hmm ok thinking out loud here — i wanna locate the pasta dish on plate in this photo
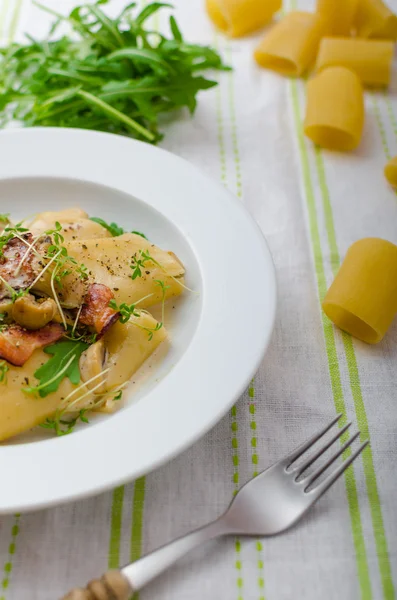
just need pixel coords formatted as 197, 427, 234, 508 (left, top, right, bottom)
0, 207, 185, 441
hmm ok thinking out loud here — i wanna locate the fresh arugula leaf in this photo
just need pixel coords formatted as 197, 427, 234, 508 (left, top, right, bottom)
169, 15, 183, 41
91, 216, 148, 239
0, 1, 228, 142
90, 217, 125, 236
131, 230, 148, 239
26, 339, 89, 398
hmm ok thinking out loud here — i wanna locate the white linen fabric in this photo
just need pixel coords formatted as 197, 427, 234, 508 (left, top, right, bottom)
0, 1, 396, 599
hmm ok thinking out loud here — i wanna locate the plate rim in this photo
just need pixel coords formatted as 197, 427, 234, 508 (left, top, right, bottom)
0, 127, 277, 513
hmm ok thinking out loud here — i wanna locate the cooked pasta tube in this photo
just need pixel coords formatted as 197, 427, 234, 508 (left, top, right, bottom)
254, 12, 326, 77
0, 312, 167, 441
354, 0, 397, 39
206, 0, 281, 37
384, 156, 397, 187
323, 238, 397, 344
316, 0, 359, 35
59, 233, 185, 308
0, 348, 77, 442
304, 67, 365, 151
316, 38, 393, 87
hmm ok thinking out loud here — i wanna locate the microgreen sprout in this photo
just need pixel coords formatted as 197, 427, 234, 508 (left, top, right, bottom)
154, 279, 170, 325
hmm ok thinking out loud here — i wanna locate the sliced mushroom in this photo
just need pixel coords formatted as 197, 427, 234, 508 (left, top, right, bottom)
79, 338, 107, 393
11, 294, 57, 330
0, 300, 14, 323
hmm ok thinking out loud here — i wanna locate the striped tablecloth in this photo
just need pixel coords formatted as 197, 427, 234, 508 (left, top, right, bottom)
0, 1, 396, 599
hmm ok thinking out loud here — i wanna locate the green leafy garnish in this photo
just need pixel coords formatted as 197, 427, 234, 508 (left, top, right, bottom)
130, 255, 145, 280
24, 340, 89, 398
76, 263, 89, 280
40, 409, 89, 436
90, 217, 148, 240
109, 298, 140, 323
90, 217, 125, 237
131, 230, 148, 239
154, 279, 170, 324
0, 1, 227, 142
109, 298, 162, 340
0, 360, 9, 383
113, 390, 123, 401
0, 214, 10, 224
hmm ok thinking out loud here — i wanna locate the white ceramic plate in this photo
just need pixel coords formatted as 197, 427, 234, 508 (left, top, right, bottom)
0, 128, 276, 513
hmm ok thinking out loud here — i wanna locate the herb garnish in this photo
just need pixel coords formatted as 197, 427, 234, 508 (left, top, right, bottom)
155, 279, 170, 324
90, 217, 125, 237
90, 217, 147, 240
109, 299, 140, 323
0, 1, 227, 142
24, 339, 89, 397
40, 409, 89, 436
109, 298, 162, 340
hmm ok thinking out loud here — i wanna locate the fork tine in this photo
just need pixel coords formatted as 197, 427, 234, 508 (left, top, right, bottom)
286, 413, 343, 467
294, 421, 352, 478
304, 431, 361, 489
309, 441, 369, 500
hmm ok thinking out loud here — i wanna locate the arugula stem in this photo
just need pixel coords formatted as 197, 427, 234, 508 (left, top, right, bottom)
51, 266, 67, 329
77, 90, 155, 141
24, 355, 75, 394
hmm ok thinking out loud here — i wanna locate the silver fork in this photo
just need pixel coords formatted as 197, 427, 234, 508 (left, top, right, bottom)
62, 414, 368, 600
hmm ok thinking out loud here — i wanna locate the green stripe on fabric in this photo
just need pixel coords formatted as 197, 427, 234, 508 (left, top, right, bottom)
224, 38, 246, 599
129, 477, 146, 600
214, 30, 244, 598
0, 0, 10, 41
372, 94, 392, 161
248, 386, 266, 599
214, 33, 228, 187
384, 94, 397, 141
226, 44, 242, 200
130, 478, 146, 563
7, 0, 23, 43
314, 147, 395, 599
0, 2, 24, 597
0, 515, 20, 600
290, 79, 372, 600
248, 388, 258, 478
108, 486, 125, 569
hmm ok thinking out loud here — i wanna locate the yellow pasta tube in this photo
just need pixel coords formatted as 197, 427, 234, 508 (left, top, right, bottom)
316, 38, 393, 87
384, 156, 397, 187
354, 0, 397, 39
304, 67, 364, 151
254, 12, 326, 77
205, 0, 281, 38
316, 0, 359, 35
323, 238, 397, 344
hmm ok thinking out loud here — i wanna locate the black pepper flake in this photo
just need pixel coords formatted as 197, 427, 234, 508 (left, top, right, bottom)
145, 271, 150, 275
113, 287, 119, 291
24, 377, 29, 385
82, 244, 88, 250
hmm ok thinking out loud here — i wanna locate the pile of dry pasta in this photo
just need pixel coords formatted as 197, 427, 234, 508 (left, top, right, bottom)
207, 0, 397, 346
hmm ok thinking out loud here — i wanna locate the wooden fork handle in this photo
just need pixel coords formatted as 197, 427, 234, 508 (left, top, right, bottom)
60, 570, 132, 600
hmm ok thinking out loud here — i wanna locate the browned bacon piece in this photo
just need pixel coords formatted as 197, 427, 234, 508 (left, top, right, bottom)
0, 323, 64, 366
79, 283, 120, 336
